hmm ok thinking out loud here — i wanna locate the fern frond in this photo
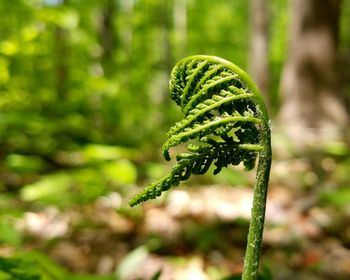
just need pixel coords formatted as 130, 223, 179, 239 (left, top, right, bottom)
130, 55, 270, 207
167, 91, 254, 137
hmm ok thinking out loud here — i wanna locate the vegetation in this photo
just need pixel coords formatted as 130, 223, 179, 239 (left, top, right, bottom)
130, 55, 271, 279
0, 0, 349, 280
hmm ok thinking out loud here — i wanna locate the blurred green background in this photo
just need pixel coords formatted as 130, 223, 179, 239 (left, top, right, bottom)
0, 0, 349, 279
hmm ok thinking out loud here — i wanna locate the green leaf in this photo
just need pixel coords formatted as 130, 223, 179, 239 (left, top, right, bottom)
101, 159, 137, 186
115, 246, 149, 280
130, 56, 268, 206
319, 188, 350, 207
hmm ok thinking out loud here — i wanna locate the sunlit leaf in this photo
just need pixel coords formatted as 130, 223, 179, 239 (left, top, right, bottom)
101, 159, 137, 186
5, 154, 45, 174
115, 246, 149, 279
20, 173, 71, 203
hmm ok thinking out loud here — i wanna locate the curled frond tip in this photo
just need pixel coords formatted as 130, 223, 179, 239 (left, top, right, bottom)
129, 55, 269, 207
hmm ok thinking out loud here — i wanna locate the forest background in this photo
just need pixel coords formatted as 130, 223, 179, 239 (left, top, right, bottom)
0, 0, 349, 279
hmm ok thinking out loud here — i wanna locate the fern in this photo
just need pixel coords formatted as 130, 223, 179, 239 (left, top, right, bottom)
129, 55, 271, 280
130, 55, 269, 207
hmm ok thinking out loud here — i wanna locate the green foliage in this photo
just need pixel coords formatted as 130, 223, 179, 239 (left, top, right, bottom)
0, 251, 115, 280
5, 154, 45, 174
19, 157, 137, 207
186, 0, 249, 67
319, 188, 350, 208
130, 55, 269, 207
0, 219, 22, 247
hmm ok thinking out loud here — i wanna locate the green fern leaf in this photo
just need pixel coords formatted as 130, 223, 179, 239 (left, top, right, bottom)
129, 55, 269, 207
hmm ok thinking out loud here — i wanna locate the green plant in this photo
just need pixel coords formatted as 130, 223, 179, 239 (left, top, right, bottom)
0, 251, 115, 280
129, 55, 272, 280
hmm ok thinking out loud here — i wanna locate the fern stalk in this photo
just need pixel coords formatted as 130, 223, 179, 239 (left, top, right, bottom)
130, 55, 271, 280
242, 122, 271, 280
225, 57, 272, 280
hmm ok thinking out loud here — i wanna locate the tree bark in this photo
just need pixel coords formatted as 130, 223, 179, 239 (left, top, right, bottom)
55, 0, 69, 100
99, 0, 117, 77
160, 0, 172, 73
249, 0, 270, 108
173, 0, 187, 60
278, 0, 348, 145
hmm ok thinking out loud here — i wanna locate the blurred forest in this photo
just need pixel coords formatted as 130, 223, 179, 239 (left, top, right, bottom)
0, 0, 350, 279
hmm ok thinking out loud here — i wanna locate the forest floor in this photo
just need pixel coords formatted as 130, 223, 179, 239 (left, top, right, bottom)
1, 140, 350, 280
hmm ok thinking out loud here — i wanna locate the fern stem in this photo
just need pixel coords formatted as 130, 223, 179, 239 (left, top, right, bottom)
241, 124, 271, 280
231, 55, 272, 280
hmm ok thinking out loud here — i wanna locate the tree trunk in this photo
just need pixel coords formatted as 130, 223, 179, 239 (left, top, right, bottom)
278, 0, 348, 145
99, 0, 117, 77
249, 0, 270, 108
55, 0, 69, 101
173, 0, 187, 60
160, 0, 172, 73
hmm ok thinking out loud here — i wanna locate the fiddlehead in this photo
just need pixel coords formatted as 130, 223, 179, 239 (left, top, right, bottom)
129, 55, 271, 280
129, 55, 270, 207
130, 55, 272, 280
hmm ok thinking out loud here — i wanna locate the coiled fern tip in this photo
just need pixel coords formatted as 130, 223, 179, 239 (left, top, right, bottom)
129, 55, 270, 208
